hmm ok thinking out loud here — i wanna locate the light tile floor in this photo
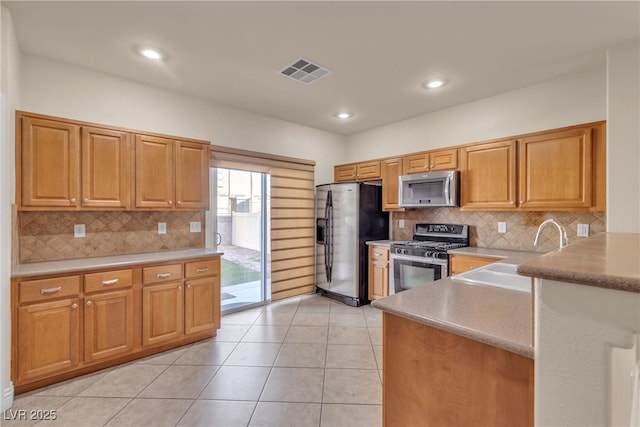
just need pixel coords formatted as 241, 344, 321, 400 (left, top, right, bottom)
3, 294, 383, 427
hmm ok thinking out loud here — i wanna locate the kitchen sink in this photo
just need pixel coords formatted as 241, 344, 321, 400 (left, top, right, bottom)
451, 262, 532, 292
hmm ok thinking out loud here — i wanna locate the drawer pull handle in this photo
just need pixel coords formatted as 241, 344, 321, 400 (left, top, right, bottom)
157, 273, 171, 279
101, 279, 119, 286
40, 286, 62, 295
196, 267, 209, 273
374, 253, 382, 257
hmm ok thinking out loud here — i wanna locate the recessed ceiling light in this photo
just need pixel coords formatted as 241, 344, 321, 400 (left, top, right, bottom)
424, 79, 447, 89
336, 112, 352, 119
136, 46, 165, 61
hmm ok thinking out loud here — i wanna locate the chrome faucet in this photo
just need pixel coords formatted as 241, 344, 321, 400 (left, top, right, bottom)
534, 219, 568, 249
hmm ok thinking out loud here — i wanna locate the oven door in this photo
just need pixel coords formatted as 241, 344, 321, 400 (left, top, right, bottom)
390, 253, 447, 294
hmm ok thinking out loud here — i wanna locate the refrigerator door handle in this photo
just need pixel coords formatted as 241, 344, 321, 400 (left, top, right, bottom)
324, 192, 331, 283
327, 203, 333, 282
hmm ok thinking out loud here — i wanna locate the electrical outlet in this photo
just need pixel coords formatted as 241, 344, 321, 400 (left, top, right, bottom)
498, 222, 507, 234
190, 221, 202, 233
577, 223, 589, 237
399, 219, 405, 229
74, 224, 85, 238
158, 222, 167, 234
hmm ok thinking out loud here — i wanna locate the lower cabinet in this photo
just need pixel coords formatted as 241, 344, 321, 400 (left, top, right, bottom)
449, 254, 497, 275
368, 245, 390, 300
12, 255, 221, 393
84, 289, 135, 363
17, 297, 81, 382
143, 282, 184, 346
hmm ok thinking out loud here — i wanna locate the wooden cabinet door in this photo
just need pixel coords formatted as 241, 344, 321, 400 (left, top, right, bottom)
335, 164, 357, 182
519, 127, 593, 209
381, 158, 404, 211
403, 153, 430, 174
81, 127, 131, 209
368, 246, 389, 300
449, 255, 496, 275
20, 117, 80, 208
356, 161, 381, 180
461, 140, 517, 210
84, 289, 135, 363
17, 298, 80, 382
175, 141, 209, 210
135, 135, 175, 209
429, 148, 458, 171
185, 276, 219, 335
142, 282, 184, 346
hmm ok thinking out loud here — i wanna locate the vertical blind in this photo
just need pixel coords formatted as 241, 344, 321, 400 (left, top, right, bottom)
210, 146, 316, 301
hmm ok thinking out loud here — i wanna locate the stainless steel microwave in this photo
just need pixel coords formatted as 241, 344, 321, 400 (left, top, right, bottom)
398, 170, 459, 208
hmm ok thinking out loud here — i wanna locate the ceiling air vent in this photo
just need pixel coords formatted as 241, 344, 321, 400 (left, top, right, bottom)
280, 58, 329, 84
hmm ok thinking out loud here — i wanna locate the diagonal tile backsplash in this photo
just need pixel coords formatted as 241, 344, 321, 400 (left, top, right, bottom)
392, 209, 606, 253
19, 211, 205, 263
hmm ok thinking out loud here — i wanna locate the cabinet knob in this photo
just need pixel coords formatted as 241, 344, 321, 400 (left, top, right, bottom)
83, 198, 89, 203
187, 284, 191, 289
177, 285, 182, 290
177, 200, 182, 205
71, 303, 78, 309
520, 200, 524, 204
86, 301, 92, 306
430, 165, 434, 169
168, 200, 173, 205
70, 198, 76, 203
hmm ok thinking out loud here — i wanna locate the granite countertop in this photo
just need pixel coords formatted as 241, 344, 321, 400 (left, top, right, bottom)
365, 240, 395, 247
517, 232, 640, 293
372, 249, 539, 359
12, 248, 223, 278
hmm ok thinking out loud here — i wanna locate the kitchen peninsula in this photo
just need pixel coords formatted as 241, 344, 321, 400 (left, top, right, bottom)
372, 250, 538, 426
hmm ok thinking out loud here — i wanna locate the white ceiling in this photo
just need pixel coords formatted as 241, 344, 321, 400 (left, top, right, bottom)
4, 1, 639, 135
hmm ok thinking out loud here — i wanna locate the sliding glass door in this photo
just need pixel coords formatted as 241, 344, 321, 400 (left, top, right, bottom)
210, 168, 270, 313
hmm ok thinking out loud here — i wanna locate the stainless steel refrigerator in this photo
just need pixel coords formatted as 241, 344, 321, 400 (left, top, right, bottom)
315, 182, 389, 306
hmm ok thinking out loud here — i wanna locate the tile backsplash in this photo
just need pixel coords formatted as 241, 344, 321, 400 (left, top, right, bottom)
19, 211, 205, 263
392, 209, 606, 253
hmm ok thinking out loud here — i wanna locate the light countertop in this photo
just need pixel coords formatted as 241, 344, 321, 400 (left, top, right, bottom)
372, 249, 539, 358
373, 276, 534, 358
517, 232, 640, 292
12, 248, 223, 278
365, 240, 395, 247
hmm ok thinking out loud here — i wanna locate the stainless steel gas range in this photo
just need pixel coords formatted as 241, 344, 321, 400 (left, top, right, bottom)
390, 223, 469, 294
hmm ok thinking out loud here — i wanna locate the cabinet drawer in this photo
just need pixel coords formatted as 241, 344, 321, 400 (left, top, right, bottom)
20, 276, 81, 304
143, 264, 182, 284
185, 259, 218, 279
84, 269, 134, 293
370, 246, 390, 262
450, 255, 496, 275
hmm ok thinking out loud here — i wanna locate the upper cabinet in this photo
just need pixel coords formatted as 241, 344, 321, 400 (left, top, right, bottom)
518, 126, 593, 210
334, 160, 381, 182
460, 122, 605, 211
403, 148, 458, 175
81, 127, 131, 209
19, 117, 81, 209
17, 111, 210, 211
461, 140, 518, 210
381, 158, 404, 211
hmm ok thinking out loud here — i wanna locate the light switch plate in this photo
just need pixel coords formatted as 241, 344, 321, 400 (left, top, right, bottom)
577, 223, 589, 237
190, 221, 202, 233
498, 222, 507, 234
399, 219, 405, 229
158, 223, 167, 234
74, 224, 85, 238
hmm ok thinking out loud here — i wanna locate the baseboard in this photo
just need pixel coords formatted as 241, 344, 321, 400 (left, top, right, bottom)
1, 381, 14, 412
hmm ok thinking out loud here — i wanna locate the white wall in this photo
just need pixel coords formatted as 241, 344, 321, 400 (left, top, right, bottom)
0, 5, 20, 412
606, 42, 640, 233
20, 54, 346, 185
345, 66, 606, 160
